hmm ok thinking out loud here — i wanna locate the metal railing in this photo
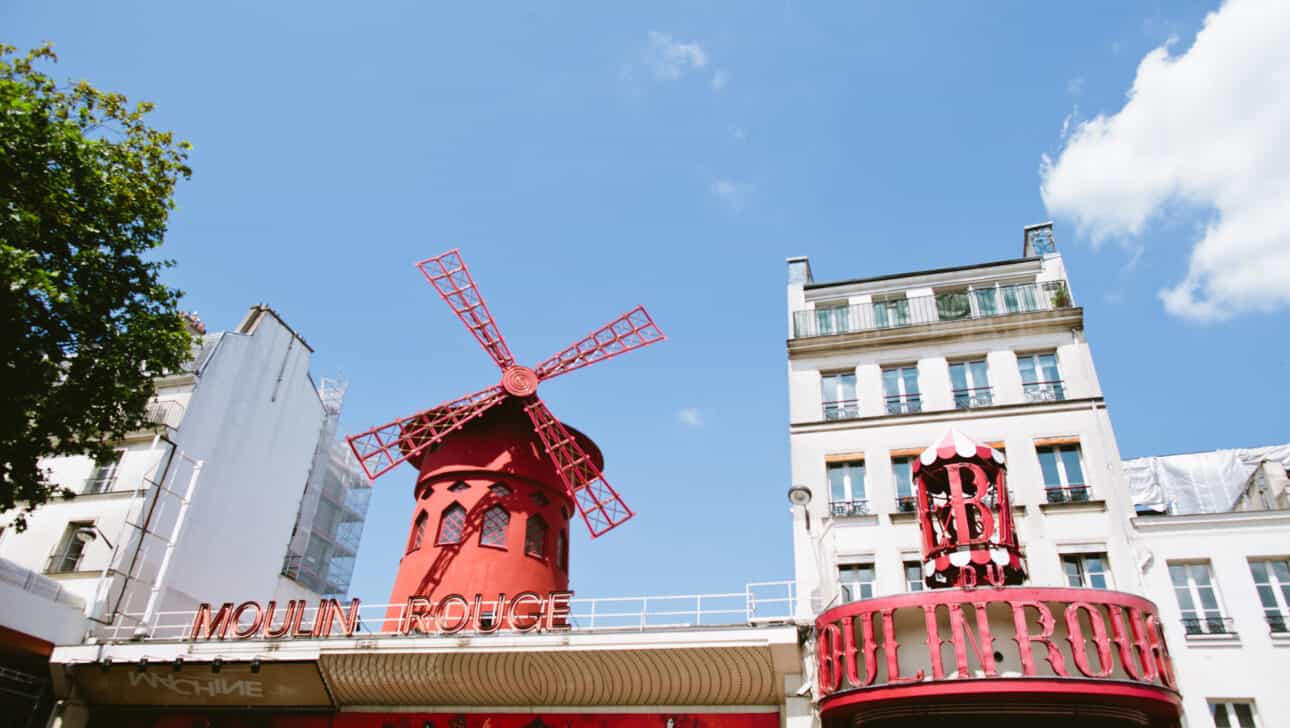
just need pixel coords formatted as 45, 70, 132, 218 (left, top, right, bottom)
793, 281, 1071, 339
884, 396, 922, 415
1182, 615, 1234, 636
829, 499, 871, 517
103, 580, 799, 641
953, 387, 994, 409
823, 399, 859, 420
894, 496, 918, 514
1023, 381, 1066, 403
1265, 610, 1290, 634
1044, 485, 1091, 504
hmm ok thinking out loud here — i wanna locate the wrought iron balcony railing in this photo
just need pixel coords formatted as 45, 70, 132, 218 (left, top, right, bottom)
1044, 485, 1091, 504
895, 496, 918, 513
793, 281, 1071, 339
1023, 381, 1066, 403
829, 499, 871, 518
953, 387, 993, 410
1265, 610, 1290, 634
885, 396, 923, 415
823, 399, 860, 421
1182, 615, 1234, 636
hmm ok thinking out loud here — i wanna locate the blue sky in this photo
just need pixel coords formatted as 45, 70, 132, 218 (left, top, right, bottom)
6, 1, 1287, 603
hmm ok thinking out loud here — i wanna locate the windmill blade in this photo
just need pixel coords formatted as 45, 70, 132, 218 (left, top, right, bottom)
416, 250, 516, 369
523, 397, 634, 537
347, 385, 507, 480
534, 306, 665, 381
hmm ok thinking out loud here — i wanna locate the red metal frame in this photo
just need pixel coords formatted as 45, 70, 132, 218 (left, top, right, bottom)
348, 250, 663, 538
524, 397, 633, 536
534, 305, 665, 381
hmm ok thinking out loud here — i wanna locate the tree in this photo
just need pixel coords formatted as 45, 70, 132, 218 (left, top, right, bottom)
1, 44, 194, 530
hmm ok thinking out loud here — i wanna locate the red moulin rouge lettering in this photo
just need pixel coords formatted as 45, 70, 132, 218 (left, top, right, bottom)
189, 592, 573, 641
190, 599, 361, 641
814, 589, 1176, 698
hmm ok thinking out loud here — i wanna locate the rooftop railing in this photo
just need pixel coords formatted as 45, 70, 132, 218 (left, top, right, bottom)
102, 580, 799, 641
793, 281, 1071, 339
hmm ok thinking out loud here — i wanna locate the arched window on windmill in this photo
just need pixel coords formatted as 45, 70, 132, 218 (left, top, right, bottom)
480, 505, 510, 548
525, 515, 548, 559
436, 503, 467, 545
408, 511, 428, 552
557, 529, 569, 571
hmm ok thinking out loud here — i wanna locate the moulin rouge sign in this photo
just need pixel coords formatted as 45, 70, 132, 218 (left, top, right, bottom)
188, 592, 573, 640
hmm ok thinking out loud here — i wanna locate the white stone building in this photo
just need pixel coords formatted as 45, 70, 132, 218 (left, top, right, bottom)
0, 305, 370, 716
784, 224, 1288, 727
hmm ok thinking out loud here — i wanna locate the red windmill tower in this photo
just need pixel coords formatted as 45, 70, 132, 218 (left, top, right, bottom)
347, 250, 664, 630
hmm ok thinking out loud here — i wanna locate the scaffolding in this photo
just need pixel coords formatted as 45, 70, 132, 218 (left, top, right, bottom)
280, 378, 372, 598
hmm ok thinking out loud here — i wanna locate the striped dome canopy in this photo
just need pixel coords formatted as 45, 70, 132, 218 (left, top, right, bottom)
914, 428, 1006, 472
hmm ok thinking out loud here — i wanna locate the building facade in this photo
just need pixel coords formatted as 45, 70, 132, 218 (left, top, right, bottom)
784, 225, 1287, 727
0, 305, 370, 724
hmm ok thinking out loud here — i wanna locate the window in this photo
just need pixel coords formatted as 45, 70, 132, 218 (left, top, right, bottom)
479, 505, 510, 548
999, 283, 1040, 313
556, 530, 568, 570
448, 481, 470, 493
904, 562, 924, 592
892, 457, 916, 512
1169, 562, 1230, 635
409, 511, 428, 552
85, 452, 124, 494
48, 521, 94, 573
815, 301, 851, 336
1019, 352, 1064, 402
1210, 701, 1258, 728
949, 359, 991, 409
839, 564, 875, 603
882, 366, 921, 415
1038, 444, 1088, 502
489, 483, 512, 497
821, 371, 858, 420
1248, 559, 1290, 633
968, 282, 1041, 317
436, 503, 467, 545
872, 296, 909, 329
530, 491, 550, 506
524, 515, 548, 558
1062, 553, 1111, 589
827, 461, 867, 516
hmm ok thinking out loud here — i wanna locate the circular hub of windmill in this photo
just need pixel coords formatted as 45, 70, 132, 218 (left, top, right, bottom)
501, 365, 540, 397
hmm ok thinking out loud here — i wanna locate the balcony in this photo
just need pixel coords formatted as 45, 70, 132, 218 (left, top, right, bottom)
1182, 615, 1234, 636
823, 399, 859, 421
894, 496, 917, 513
884, 396, 922, 415
143, 399, 186, 429
793, 281, 1071, 339
829, 499, 871, 518
952, 387, 993, 409
1023, 381, 1066, 402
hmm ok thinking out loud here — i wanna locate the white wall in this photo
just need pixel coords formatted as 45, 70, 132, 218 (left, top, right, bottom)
1134, 511, 1290, 724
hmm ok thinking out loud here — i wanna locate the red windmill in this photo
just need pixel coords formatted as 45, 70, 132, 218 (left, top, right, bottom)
347, 250, 664, 628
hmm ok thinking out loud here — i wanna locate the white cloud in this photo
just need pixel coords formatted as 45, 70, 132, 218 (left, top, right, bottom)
711, 70, 729, 91
678, 408, 702, 426
1040, 0, 1290, 321
647, 32, 707, 81
710, 179, 744, 210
